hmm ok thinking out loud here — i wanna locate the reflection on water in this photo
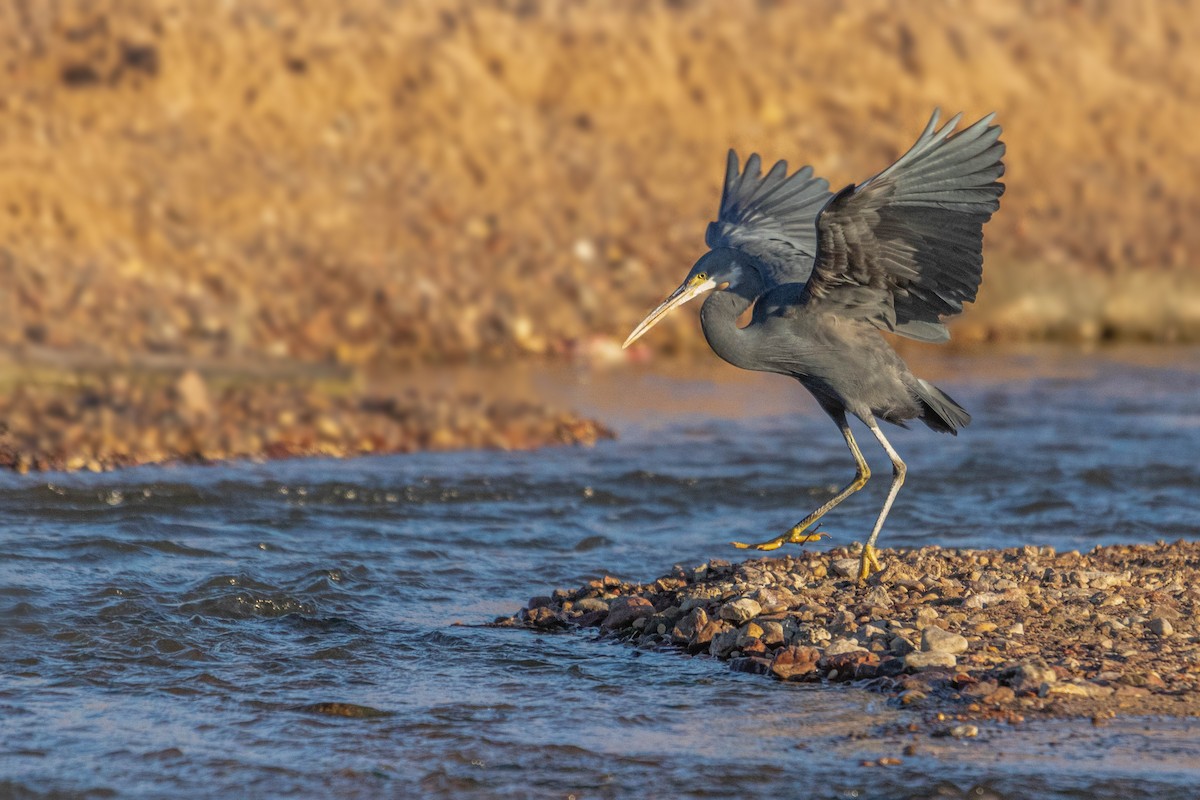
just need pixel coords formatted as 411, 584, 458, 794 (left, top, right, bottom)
1, 345, 1199, 799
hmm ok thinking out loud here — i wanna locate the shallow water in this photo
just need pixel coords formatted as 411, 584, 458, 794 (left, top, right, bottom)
2, 345, 1199, 799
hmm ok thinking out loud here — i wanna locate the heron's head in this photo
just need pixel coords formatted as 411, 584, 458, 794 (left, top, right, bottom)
622, 250, 748, 349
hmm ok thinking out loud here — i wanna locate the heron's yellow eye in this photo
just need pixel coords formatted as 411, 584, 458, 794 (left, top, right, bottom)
694, 272, 708, 283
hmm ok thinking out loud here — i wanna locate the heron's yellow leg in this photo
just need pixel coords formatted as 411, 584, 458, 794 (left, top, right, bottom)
858, 544, 883, 581
731, 416, 868, 551
858, 421, 906, 582
731, 529, 828, 551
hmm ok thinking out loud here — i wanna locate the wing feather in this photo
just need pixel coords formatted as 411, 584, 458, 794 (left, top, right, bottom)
705, 148, 833, 287
802, 110, 1005, 342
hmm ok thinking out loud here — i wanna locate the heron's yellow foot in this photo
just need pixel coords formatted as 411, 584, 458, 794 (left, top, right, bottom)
858, 544, 883, 581
731, 529, 829, 551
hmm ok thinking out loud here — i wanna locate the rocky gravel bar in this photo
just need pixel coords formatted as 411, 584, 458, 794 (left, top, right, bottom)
501, 541, 1200, 723
0, 369, 612, 473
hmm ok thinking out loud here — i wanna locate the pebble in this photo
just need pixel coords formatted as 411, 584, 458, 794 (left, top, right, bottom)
832, 559, 860, 578
720, 597, 762, 624
963, 592, 1007, 609
905, 651, 957, 671
1001, 660, 1057, 694
914, 607, 940, 629
862, 586, 893, 607
574, 597, 609, 613
825, 638, 868, 656
921, 626, 969, 655
1148, 617, 1174, 636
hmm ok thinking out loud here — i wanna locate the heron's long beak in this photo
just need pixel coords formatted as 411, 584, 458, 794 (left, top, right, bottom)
622, 276, 718, 349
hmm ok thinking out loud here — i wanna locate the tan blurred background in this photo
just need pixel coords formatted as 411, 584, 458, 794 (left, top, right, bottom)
1, 0, 1198, 469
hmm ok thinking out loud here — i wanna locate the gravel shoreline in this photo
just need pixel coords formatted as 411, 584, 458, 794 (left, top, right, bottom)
502, 541, 1200, 724
0, 370, 611, 473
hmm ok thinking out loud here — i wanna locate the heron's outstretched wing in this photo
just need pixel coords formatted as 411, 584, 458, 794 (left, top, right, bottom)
705, 150, 833, 287
802, 110, 1005, 342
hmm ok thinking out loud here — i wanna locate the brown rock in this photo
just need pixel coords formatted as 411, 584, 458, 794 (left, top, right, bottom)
601, 596, 654, 630
759, 620, 785, 645
770, 645, 821, 681
525, 606, 564, 629
823, 650, 880, 682
736, 622, 765, 649
710, 627, 741, 658
671, 607, 708, 646
740, 638, 768, 656
690, 618, 730, 654
720, 597, 762, 624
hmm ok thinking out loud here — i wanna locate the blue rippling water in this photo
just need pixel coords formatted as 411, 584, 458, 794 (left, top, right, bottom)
1, 345, 1199, 799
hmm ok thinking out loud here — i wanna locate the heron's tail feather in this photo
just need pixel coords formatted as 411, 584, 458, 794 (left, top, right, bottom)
913, 379, 970, 434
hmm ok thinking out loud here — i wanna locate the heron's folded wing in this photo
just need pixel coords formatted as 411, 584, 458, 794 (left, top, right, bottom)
803, 110, 1005, 342
705, 150, 833, 288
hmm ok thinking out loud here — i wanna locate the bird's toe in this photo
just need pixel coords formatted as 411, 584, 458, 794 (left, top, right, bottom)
857, 544, 883, 582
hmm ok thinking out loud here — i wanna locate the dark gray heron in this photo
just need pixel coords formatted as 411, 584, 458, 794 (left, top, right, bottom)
623, 110, 1005, 581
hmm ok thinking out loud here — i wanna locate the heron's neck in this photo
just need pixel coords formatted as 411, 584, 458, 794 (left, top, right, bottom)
699, 270, 764, 371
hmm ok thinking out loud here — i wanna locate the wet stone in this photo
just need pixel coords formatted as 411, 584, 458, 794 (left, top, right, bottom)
525, 606, 566, 630
822, 650, 880, 682
601, 596, 654, 630
730, 656, 772, 675
771, 645, 821, 681
671, 607, 708, 646
574, 597, 609, 614
691, 618, 729, 653
710, 628, 740, 658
